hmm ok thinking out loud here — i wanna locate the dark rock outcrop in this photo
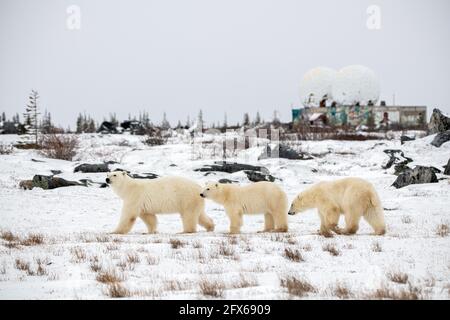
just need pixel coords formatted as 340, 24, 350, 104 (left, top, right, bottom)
218, 178, 237, 184
97, 121, 118, 134
428, 108, 450, 134
195, 161, 269, 174
400, 135, 415, 145
74, 163, 110, 173
259, 144, 313, 160
431, 130, 450, 147
392, 166, 439, 189
382, 149, 413, 173
31, 175, 85, 190
244, 170, 276, 182
444, 158, 450, 175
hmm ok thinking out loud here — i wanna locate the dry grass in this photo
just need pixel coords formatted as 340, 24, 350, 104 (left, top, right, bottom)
169, 239, 185, 249
322, 243, 341, 256
401, 216, 412, 224
230, 274, 258, 289
192, 241, 203, 249
331, 282, 353, 299
105, 283, 131, 298
34, 258, 48, 276
436, 223, 449, 237
96, 268, 125, 283
70, 246, 87, 263
1, 231, 45, 247
163, 279, 193, 291
218, 242, 235, 257
15, 259, 32, 274
199, 278, 225, 298
387, 271, 409, 284
106, 243, 119, 251
371, 241, 382, 252
0, 230, 19, 242
126, 252, 140, 264
146, 255, 160, 265
280, 276, 317, 297
283, 247, 304, 262
21, 233, 45, 246
0, 143, 14, 155
366, 283, 424, 300
89, 256, 102, 272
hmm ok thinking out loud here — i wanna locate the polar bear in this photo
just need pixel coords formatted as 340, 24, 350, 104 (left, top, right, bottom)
200, 181, 288, 233
106, 171, 214, 234
288, 177, 386, 237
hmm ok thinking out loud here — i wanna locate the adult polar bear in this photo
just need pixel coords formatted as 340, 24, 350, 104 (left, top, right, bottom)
106, 171, 214, 234
288, 177, 386, 237
200, 181, 288, 233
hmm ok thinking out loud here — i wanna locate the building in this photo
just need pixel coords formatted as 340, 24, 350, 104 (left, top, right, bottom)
292, 104, 427, 128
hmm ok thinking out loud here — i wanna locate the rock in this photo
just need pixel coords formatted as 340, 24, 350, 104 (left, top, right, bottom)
244, 170, 276, 182
444, 158, 450, 175
430, 130, 450, 147
50, 170, 62, 175
31, 158, 45, 163
392, 166, 439, 189
97, 121, 118, 134
259, 144, 313, 160
130, 173, 159, 179
382, 149, 413, 170
195, 161, 269, 174
400, 135, 415, 145
32, 175, 85, 190
218, 178, 237, 184
428, 108, 450, 134
74, 163, 110, 173
19, 180, 34, 190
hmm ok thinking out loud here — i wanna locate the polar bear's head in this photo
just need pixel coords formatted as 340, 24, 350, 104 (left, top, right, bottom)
199, 182, 224, 202
288, 193, 308, 215
105, 171, 129, 187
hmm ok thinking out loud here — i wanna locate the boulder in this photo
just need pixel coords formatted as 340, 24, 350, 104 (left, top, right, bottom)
195, 161, 269, 174
400, 135, 415, 145
218, 178, 237, 184
244, 170, 276, 182
382, 149, 413, 171
74, 163, 110, 173
32, 175, 85, 190
430, 130, 450, 147
428, 108, 450, 134
444, 158, 450, 176
392, 166, 438, 189
259, 144, 313, 160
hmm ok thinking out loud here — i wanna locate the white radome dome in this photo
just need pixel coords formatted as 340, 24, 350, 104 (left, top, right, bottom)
299, 67, 337, 107
332, 65, 380, 105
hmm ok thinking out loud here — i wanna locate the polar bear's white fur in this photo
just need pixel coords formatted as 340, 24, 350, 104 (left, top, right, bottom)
288, 177, 386, 236
200, 182, 288, 233
106, 171, 214, 234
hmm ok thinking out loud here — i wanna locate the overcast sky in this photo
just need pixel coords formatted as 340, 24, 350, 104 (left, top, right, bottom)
1, 0, 449, 128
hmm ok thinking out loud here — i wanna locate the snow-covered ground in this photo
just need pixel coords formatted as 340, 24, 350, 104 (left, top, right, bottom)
0, 132, 449, 299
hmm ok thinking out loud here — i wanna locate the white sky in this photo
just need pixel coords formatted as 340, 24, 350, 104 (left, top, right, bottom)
1, 0, 449, 128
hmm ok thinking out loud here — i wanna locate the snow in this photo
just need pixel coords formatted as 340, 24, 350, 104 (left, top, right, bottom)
0, 133, 449, 299
299, 67, 337, 107
332, 65, 380, 105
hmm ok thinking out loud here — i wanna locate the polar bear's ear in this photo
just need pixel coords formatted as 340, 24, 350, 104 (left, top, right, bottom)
122, 171, 126, 176
215, 183, 218, 187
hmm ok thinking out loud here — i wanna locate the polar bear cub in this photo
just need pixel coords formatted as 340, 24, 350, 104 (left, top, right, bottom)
200, 181, 288, 234
288, 177, 386, 237
106, 171, 214, 234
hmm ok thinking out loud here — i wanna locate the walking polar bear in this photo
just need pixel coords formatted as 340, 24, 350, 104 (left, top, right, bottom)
288, 177, 386, 237
200, 181, 288, 234
106, 171, 214, 234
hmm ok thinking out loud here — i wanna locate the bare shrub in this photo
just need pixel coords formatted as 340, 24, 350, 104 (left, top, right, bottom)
126, 252, 140, 264
371, 241, 382, 252
40, 133, 79, 161
163, 279, 193, 291
89, 256, 102, 272
366, 283, 424, 300
106, 243, 119, 251
322, 243, 341, 256
230, 274, 258, 289
34, 258, 48, 276
386, 271, 409, 284
280, 276, 316, 297
436, 223, 449, 237
199, 278, 225, 298
170, 239, 185, 249
15, 259, 32, 275
218, 242, 235, 257
331, 282, 352, 299
0, 230, 19, 242
146, 255, 159, 265
70, 246, 87, 263
47, 273, 59, 281
21, 233, 44, 246
105, 283, 131, 298
283, 248, 304, 262
0, 143, 14, 155
96, 268, 125, 283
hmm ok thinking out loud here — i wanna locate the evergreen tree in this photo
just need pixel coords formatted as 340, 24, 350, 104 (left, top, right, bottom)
1, 112, 5, 122
255, 111, 261, 125
22, 90, 41, 144
243, 113, 250, 126
223, 113, 228, 128
197, 110, 203, 131
41, 109, 53, 133
161, 112, 171, 129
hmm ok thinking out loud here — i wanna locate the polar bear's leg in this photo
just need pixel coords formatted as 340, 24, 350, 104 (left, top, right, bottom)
261, 213, 274, 232
113, 204, 138, 234
272, 212, 288, 232
342, 211, 361, 235
226, 210, 242, 234
325, 207, 343, 234
180, 211, 199, 233
140, 213, 158, 234
318, 210, 333, 237
198, 212, 215, 232
363, 207, 386, 235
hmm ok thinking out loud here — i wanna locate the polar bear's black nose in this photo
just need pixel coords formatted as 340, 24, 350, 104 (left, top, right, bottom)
288, 211, 296, 215
106, 178, 110, 184
200, 193, 205, 198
